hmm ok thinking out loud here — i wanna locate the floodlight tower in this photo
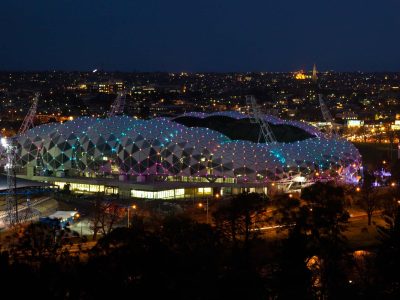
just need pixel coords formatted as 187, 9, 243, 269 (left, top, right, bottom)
19, 93, 39, 134
245, 95, 277, 143
318, 94, 339, 136
1, 137, 18, 225
1, 93, 41, 226
313, 66, 338, 136
107, 91, 127, 117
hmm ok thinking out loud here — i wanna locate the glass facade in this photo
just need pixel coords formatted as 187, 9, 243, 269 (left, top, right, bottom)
131, 188, 185, 199
54, 181, 118, 195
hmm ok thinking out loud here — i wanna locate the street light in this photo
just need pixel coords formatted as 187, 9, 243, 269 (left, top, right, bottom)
206, 197, 209, 224
1, 137, 8, 148
197, 198, 209, 224
127, 204, 137, 228
75, 213, 82, 236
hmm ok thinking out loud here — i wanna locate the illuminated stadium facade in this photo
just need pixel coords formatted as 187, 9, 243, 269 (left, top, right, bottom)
14, 111, 361, 199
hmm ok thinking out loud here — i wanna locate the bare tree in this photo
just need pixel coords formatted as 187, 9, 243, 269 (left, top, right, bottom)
98, 202, 125, 236
90, 195, 102, 240
90, 195, 125, 240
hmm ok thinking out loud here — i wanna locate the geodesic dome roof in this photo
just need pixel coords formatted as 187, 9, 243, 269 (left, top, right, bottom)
14, 112, 361, 182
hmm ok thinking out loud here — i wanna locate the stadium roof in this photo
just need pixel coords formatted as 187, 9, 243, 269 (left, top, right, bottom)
14, 112, 362, 183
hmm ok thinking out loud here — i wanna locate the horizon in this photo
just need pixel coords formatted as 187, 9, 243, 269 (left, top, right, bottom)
0, 68, 399, 74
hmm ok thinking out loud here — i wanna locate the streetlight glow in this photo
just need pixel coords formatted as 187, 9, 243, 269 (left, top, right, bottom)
1, 137, 8, 148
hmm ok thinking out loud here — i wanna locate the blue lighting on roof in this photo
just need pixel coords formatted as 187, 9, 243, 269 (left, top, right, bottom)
270, 149, 286, 164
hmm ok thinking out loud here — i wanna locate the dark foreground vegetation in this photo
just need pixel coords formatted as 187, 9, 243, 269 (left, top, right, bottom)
1, 183, 400, 299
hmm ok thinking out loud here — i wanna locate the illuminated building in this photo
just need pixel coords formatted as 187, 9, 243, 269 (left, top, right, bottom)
391, 120, 400, 130
347, 120, 364, 127
14, 112, 361, 199
294, 71, 311, 80
88, 81, 125, 94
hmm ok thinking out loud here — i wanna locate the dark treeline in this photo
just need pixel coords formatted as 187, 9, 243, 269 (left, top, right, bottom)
1, 183, 400, 299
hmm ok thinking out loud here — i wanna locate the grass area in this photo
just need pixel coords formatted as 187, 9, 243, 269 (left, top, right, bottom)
344, 216, 385, 249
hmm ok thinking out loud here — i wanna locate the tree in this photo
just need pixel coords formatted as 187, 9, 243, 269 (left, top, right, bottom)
5, 222, 73, 264
271, 227, 314, 299
275, 183, 352, 299
375, 205, 400, 297
298, 183, 349, 238
90, 195, 102, 240
159, 216, 223, 299
390, 159, 400, 184
99, 202, 125, 235
358, 171, 380, 225
60, 183, 71, 194
90, 195, 125, 240
88, 218, 223, 300
213, 192, 269, 249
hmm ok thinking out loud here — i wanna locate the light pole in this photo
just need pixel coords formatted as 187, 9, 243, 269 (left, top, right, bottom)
127, 204, 137, 228
198, 197, 211, 224
75, 213, 82, 236
206, 197, 209, 224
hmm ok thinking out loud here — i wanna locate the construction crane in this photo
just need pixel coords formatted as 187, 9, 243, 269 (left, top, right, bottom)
19, 92, 39, 134
107, 91, 127, 117
245, 95, 277, 143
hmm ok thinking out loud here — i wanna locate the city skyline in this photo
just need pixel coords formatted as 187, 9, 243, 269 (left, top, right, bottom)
0, 0, 399, 72
2, 1, 400, 298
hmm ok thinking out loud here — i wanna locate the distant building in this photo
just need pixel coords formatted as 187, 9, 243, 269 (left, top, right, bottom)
337, 111, 358, 120
347, 120, 364, 127
86, 80, 125, 94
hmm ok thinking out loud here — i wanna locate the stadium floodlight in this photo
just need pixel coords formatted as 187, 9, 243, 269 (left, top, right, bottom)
1, 137, 9, 148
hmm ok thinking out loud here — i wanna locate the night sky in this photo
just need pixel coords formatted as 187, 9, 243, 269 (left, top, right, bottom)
0, 0, 399, 72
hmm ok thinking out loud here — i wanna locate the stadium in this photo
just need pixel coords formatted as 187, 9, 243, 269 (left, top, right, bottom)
12, 111, 361, 199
